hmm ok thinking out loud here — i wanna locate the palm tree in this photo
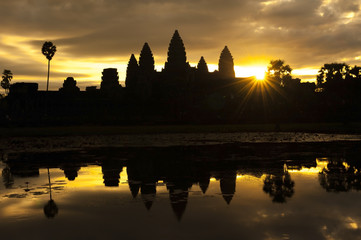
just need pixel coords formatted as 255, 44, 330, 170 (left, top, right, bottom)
42, 42, 56, 91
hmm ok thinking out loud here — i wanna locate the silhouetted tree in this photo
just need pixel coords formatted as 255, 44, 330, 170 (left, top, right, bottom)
315, 63, 361, 122
266, 59, 292, 86
218, 46, 235, 79
316, 63, 350, 87
349, 65, 361, 80
318, 158, 361, 192
41, 41, 56, 91
1, 69, 12, 94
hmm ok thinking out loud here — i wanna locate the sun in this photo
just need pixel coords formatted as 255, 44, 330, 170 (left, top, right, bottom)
254, 71, 266, 81
234, 66, 267, 80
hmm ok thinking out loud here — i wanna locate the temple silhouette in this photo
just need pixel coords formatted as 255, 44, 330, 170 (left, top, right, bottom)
4, 30, 242, 124
1, 30, 324, 125
3, 29, 361, 125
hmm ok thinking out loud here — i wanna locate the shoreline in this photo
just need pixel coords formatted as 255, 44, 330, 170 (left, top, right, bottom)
1, 131, 361, 154
1, 122, 361, 137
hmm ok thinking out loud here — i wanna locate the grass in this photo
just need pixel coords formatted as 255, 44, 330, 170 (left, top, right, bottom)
1, 122, 361, 137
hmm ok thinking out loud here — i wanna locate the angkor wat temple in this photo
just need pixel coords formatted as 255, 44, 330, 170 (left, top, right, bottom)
1, 30, 332, 125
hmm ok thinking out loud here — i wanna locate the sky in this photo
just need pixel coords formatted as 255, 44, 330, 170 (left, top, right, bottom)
1, 0, 361, 90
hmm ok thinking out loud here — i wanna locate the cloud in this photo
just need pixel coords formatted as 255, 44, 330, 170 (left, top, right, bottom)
1, 0, 361, 87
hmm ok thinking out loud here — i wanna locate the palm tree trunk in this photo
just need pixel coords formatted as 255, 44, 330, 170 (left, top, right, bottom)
47, 168, 52, 200
46, 60, 50, 91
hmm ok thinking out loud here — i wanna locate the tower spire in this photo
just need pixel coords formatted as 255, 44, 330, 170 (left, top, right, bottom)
197, 56, 209, 74
139, 42, 155, 75
218, 46, 235, 78
164, 30, 189, 74
125, 54, 139, 89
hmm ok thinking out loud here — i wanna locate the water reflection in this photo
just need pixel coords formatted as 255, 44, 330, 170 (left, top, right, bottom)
319, 157, 361, 192
102, 160, 123, 187
43, 168, 58, 218
1, 143, 361, 239
61, 164, 81, 181
218, 171, 237, 204
2, 165, 14, 188
263, 166, 295, 203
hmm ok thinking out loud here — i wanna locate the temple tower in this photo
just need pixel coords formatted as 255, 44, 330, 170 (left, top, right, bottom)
164, 30, 189, 75
218, 46, 235, 79
125, 54, 139, 90
219, 171, 237, 205
59, 77, 80, 94
167, 182, 191, 221
100, 68, 121, 92
141, 182, 156, 210
139, 42, 155, 76
197, 56, 209, 74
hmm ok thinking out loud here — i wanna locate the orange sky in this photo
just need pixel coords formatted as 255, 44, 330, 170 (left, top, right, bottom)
0, 0, 360, 90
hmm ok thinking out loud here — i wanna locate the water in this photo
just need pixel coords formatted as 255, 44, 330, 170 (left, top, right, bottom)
1, 143, 361, 239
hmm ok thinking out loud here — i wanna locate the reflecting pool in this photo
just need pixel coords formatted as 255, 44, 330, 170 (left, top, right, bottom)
1, 143, 361, 239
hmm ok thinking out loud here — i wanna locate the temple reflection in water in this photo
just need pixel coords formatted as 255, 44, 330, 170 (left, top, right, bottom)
2, 143, 361, 222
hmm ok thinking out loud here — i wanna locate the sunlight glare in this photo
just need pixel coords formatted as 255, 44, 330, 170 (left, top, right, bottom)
206, 64, 267, 80
255, 71, 266, 81
234, 66, 267, 80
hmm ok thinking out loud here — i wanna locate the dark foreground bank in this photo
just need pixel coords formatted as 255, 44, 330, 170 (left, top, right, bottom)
1, 122, 361, 138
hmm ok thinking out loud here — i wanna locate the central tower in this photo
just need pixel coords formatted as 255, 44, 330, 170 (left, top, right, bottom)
163, 30, 189, 75
218, 46, 235, 79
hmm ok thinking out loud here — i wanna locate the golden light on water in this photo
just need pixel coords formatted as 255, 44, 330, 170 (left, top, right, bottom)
64, 166, 105, 188
288, 158, 329, 175
288, 167, 322, 175
345, 217, 359, 230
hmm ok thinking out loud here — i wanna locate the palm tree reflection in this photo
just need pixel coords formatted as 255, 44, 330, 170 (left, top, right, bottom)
43, 168, 58, 218
2, 165, 14, 189
24, 181, 30, 192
